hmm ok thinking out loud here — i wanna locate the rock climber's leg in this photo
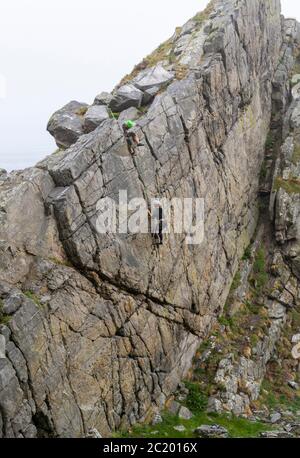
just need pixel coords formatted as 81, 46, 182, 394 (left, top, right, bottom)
126, 137, 136, 155
133, 133, 144, 148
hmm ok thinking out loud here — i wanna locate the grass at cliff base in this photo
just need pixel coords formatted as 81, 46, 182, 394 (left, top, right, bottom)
115, 381, 271, 439
115, 410, 271, 439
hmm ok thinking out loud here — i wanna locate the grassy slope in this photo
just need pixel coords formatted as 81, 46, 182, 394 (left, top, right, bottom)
116, 411, 271, 439
115, 382, 271, 438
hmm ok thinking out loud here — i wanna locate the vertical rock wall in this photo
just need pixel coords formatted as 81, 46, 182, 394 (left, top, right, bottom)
0, 0, 292, 437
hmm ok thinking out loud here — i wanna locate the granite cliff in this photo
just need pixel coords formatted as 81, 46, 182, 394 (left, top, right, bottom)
1, 0, 300, 438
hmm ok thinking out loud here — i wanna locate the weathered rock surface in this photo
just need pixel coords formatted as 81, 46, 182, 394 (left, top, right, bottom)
47, 101, 88, 149
83, 105, 110, 133
109, 84, 143, 112
270, 412, 282, 424
0, 0, 298, 439
133, 65, 174, 91
167, 400, 180, 415
187, 9, 300, 420
195, 424, 229, 438
274, 67, 300, 282
142, 86, 161, 105
0, 335, 5, 359
93, 92, 113, 106
86, 427, 102, 438
118, 107, 140, 124
178, 406, 193, 420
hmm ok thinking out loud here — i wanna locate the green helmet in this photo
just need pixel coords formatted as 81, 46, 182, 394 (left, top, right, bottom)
124, 120, 135, 129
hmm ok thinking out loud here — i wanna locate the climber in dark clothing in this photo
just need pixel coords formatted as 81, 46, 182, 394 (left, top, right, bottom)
151, 199, 165, 246
122, 120, 144, 155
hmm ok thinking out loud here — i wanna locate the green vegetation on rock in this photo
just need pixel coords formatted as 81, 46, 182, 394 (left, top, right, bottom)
259, 379, 300, 413
292, 143, 300, 165
24, 291, 42, 308
75, 106, 88, 117
115, 404, 271, 439
274, 177, 300, 194
250, 247, 268, 294
193, 0, 217, 25
265, 132, 276, 150
0, 299, 11, 325
119, 0, 216, 87
48, 257, 72, 267
185, 382, 208, 412
242, 244, 252, 261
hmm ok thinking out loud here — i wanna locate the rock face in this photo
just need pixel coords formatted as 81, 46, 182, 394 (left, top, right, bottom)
83, 105, 110, 133
0, 0, 298, 439
93, 92, 113, 106
274, 104, 300, 279
109, 84, 144, 112
118, 107, 140, 124
133, 65, 174, 91
47, 101, 88, 149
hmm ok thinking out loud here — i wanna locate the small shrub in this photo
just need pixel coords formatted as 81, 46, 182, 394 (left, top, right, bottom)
184, 382, 208, 412
247, 302, 261, 316
250, 334, 259, 347
291, 309, 300, 328
48, 257, 72, 267
109, 111, 120, 120
265, 132, 275, 150
24, 291, 42, 308
231, 271, 242, 293
292, 143, 300, 165
75, 106, 88, 117
218, 315, 233, 327
138, 106, 148, 114
251, 248, 268, 293
293, 59, 300, 75
260, 164, 267, 180
242, 245, 252, 261
0, 299, 11, 325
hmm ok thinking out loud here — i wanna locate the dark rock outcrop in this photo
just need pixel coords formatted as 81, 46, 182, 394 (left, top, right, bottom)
47, 101, 88, 149
133, 65, 174, 91
109, 84, 144, 112
93, 92, 113, 106
83, 105, 110, 133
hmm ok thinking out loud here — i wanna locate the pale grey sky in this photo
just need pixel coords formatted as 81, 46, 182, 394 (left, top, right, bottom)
0, 0, 299, 172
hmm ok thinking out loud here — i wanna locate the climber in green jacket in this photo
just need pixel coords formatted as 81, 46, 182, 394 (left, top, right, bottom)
122, 120, 144, 155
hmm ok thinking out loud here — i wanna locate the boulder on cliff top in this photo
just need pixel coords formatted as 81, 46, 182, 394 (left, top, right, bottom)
93, 91, 113, 106
47, 100, 88, 149
83, 105, 110, 133
134, 65, 174, 91
109, 84, 143, 112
